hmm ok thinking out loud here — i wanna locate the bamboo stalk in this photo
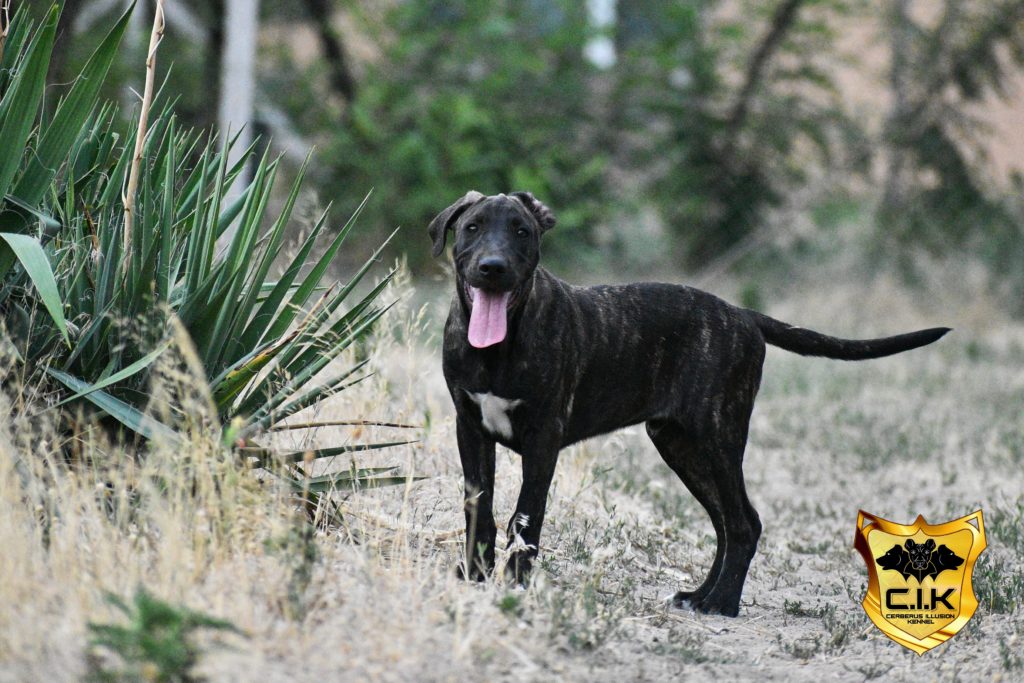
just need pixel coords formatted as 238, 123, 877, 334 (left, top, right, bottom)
122, 0, 166, 257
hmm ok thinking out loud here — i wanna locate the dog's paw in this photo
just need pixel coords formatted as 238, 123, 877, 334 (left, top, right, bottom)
503, 551, 534, 586
674, 591, 740, 617
456, 561, 491, 583
670, 590, 702, 610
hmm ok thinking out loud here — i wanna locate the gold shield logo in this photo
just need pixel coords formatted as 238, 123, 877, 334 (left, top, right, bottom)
854, 510, 986, 655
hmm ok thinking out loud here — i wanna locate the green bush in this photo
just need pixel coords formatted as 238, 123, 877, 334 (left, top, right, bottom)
299, 0, 610, 268
617, 0, 868, 266
87, 588, 240, 683
878, 0, 1024, 309
0, 5, 412, 494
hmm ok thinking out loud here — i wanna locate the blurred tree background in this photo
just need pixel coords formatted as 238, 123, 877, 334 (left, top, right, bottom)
25, 0, 1024, 308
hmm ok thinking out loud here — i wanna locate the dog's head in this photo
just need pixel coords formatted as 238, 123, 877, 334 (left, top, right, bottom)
429, 191, 556, 348
904, 539, 935, 570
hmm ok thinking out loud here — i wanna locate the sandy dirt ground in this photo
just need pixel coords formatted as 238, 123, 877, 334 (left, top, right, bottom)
2, 272, 1022, 682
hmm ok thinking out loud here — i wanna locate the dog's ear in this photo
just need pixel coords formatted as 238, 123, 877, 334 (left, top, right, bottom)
923, 539, 936, 551
510, 191, 557, 232
428, 191, 484, 257
905, 540, 917, 550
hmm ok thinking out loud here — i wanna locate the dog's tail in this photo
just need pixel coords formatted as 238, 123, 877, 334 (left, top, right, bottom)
747, 311, 951, 361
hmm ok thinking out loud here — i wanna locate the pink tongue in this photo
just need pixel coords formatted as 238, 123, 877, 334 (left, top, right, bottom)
468, 287, 511, 348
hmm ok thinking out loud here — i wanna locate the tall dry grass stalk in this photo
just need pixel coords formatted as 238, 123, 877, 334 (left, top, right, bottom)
0, 0, 11, 63
0, 326, 294, 677
121, 0, 165, 255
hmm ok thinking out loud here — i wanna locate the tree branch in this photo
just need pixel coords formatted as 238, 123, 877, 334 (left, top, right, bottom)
892, 0, 1024, 147
301, 0, 356, 104
935, 0, 1024, 100
725, 0, 805, 136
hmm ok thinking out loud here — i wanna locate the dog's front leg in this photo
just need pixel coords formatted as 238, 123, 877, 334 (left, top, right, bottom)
456, 415, 497, 581
505, 437, 560, 585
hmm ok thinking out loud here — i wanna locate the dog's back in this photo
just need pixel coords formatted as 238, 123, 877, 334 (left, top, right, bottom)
554, 278, 765, 443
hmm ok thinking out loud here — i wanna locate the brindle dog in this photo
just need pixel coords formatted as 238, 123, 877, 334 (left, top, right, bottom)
431, 190, 949, 616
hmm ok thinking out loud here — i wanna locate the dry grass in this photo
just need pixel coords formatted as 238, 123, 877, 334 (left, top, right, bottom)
2, 270, 1022, 682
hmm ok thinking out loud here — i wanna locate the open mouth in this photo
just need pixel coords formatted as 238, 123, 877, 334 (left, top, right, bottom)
465, 284, 512, 348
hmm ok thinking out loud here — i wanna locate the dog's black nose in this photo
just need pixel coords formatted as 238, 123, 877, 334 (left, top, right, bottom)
478, 256, 509, 278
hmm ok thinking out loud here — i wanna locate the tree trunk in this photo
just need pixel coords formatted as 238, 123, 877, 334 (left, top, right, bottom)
301, 0, 356, 105
881, 0, 912, 214
218, 0, 259, 243
203, 0, 226, 130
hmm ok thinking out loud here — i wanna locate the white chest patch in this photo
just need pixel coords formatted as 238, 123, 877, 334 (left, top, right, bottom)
467, 392, 523, 439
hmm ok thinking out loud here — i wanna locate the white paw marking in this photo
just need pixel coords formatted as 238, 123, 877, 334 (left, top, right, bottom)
508, 514, 534, 553
468, 392, 523, 439
511, 513, 530, 533
663, 593, 693, 610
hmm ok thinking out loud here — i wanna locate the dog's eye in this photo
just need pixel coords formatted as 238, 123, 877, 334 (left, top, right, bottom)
466, 224, 478, 233
516, 227, 529, 237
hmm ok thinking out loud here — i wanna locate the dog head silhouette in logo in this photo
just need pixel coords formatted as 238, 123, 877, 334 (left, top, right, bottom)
906, 539, 935, 571
876, 539, 965, 582
876, 545, 908, 572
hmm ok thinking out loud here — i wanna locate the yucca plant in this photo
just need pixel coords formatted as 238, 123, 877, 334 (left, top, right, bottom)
0, 4, 415, 499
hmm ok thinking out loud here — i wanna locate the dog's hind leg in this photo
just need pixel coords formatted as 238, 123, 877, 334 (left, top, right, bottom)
647, 418, 761, 617
646, 421, 722, 604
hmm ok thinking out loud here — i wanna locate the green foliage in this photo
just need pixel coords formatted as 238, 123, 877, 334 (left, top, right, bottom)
87, 588, 240, 683
290, 0, 609, 268
975, 553, 1024, 614
497, 593, 524, 617
879, 0, 1024, 307
618, 0, 867, 265
0, 5, 414, 486
0, 231, 70, 344
271, 0, 871, 271
32, 0, 1024, 293
738, 282, 763, 311
977, 499, 1024, 615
